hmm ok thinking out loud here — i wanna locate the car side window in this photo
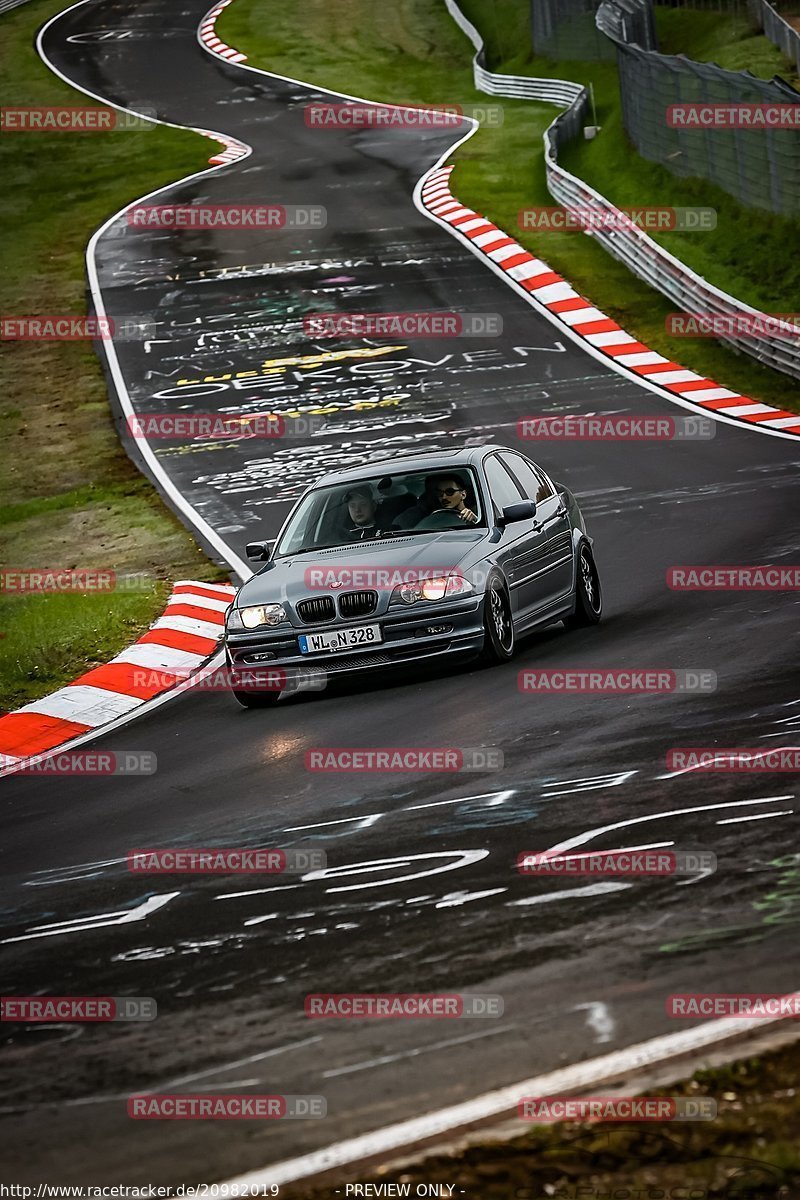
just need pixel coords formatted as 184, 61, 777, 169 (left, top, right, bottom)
500, 452, 553, 503
485, 455, 525, 514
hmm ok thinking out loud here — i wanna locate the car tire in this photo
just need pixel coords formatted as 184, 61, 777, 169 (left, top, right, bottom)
564, 541, 602, 628
480, 574, 516, 663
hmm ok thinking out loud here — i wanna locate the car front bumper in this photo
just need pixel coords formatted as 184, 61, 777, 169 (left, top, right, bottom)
225, 596, 485, 682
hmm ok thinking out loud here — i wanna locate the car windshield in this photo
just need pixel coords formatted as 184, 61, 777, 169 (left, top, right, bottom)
274, 467, 485, 558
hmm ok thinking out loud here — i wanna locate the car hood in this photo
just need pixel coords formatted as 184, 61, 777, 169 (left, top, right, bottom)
237, 531, 486, 606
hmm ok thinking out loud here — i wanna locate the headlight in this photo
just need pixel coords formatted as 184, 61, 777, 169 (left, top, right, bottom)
240, 604, 287, 629
394, 574, 474, 604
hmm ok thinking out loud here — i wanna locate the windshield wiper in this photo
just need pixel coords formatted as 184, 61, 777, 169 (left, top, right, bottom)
378, 528, 430, 537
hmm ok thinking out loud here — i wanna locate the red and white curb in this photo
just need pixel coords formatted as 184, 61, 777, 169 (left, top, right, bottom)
197, 0, 248, 163
199, 0, 247, 65
197, 126, 248, 166
421, 166, 800, 439
0, 580, 235, 768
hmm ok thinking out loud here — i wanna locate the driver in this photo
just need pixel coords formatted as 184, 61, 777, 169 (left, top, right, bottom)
343, 485, 384, 540
433, 474, 479, 525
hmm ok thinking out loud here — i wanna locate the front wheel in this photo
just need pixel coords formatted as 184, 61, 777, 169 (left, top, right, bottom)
564, 542, 602, 628
480, 575, 516, 663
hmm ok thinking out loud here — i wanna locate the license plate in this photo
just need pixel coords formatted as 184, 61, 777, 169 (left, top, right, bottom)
298, 624, 382, 654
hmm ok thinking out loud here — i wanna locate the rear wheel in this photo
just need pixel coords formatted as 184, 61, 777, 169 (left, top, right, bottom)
480, 575, 516, 663
564, 542, 602, 628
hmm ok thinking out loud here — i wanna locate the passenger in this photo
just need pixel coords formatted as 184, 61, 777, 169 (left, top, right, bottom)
343, 485, 383, 541
433, 474, 480, 525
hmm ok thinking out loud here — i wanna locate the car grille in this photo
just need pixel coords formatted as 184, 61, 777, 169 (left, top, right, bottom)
338, 590, 378, 618
296, 596, 336, 624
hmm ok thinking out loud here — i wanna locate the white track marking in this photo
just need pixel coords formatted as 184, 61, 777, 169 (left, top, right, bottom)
716, 811, 794, 824
321, 1027, 514, 1079
220, 995, 800, 1187
1, 893, 179, 944
546, 796, 789, 855
508, 881, 631, 906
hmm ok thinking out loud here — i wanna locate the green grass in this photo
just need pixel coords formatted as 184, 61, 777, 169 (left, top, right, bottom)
218, 0, 800, 414
0, 0, 228, 713
0, 585, 170, 708
655, 6, 799, 85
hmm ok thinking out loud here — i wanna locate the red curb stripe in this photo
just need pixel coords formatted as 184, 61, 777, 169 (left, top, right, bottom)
0, 712, 92, 757
464, 222, 496, 239
163, 602, 225, 625
172, 582, 234, 603
633, 361, 683, 375
693, 396, 751, 410
572, 318, 622, 336
139, 628, 219, 656
745, 409, 799, 423
482, 237, 517, 254
605, 341, 652, 359
522, 271, 563, 292
503, 252, 535, 270
547, 297, 592, 314
70, 662, 183, 701
668, 378, 721, 393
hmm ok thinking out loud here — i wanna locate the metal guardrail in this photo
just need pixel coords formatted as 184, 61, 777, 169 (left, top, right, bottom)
443, 0, 800, 382
748, 0, 800, 73
445, 0, 584, 106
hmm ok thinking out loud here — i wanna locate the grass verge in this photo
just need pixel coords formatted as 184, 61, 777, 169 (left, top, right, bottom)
0, 0, 228, 714
218, 0, 800, 413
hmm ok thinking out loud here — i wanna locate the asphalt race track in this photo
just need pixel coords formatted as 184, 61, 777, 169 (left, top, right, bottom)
1, 0, 799, 1183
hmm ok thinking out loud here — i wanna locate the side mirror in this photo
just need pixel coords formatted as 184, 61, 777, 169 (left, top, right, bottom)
499, 500, 537, 526
245, 540, 271, 562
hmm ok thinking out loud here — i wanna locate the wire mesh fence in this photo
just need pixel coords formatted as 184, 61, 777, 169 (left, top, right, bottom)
748, 0, 800, 71
595, 0, 800, 217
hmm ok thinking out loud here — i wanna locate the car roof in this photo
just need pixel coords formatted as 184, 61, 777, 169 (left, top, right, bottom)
316, 444, 513, 486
